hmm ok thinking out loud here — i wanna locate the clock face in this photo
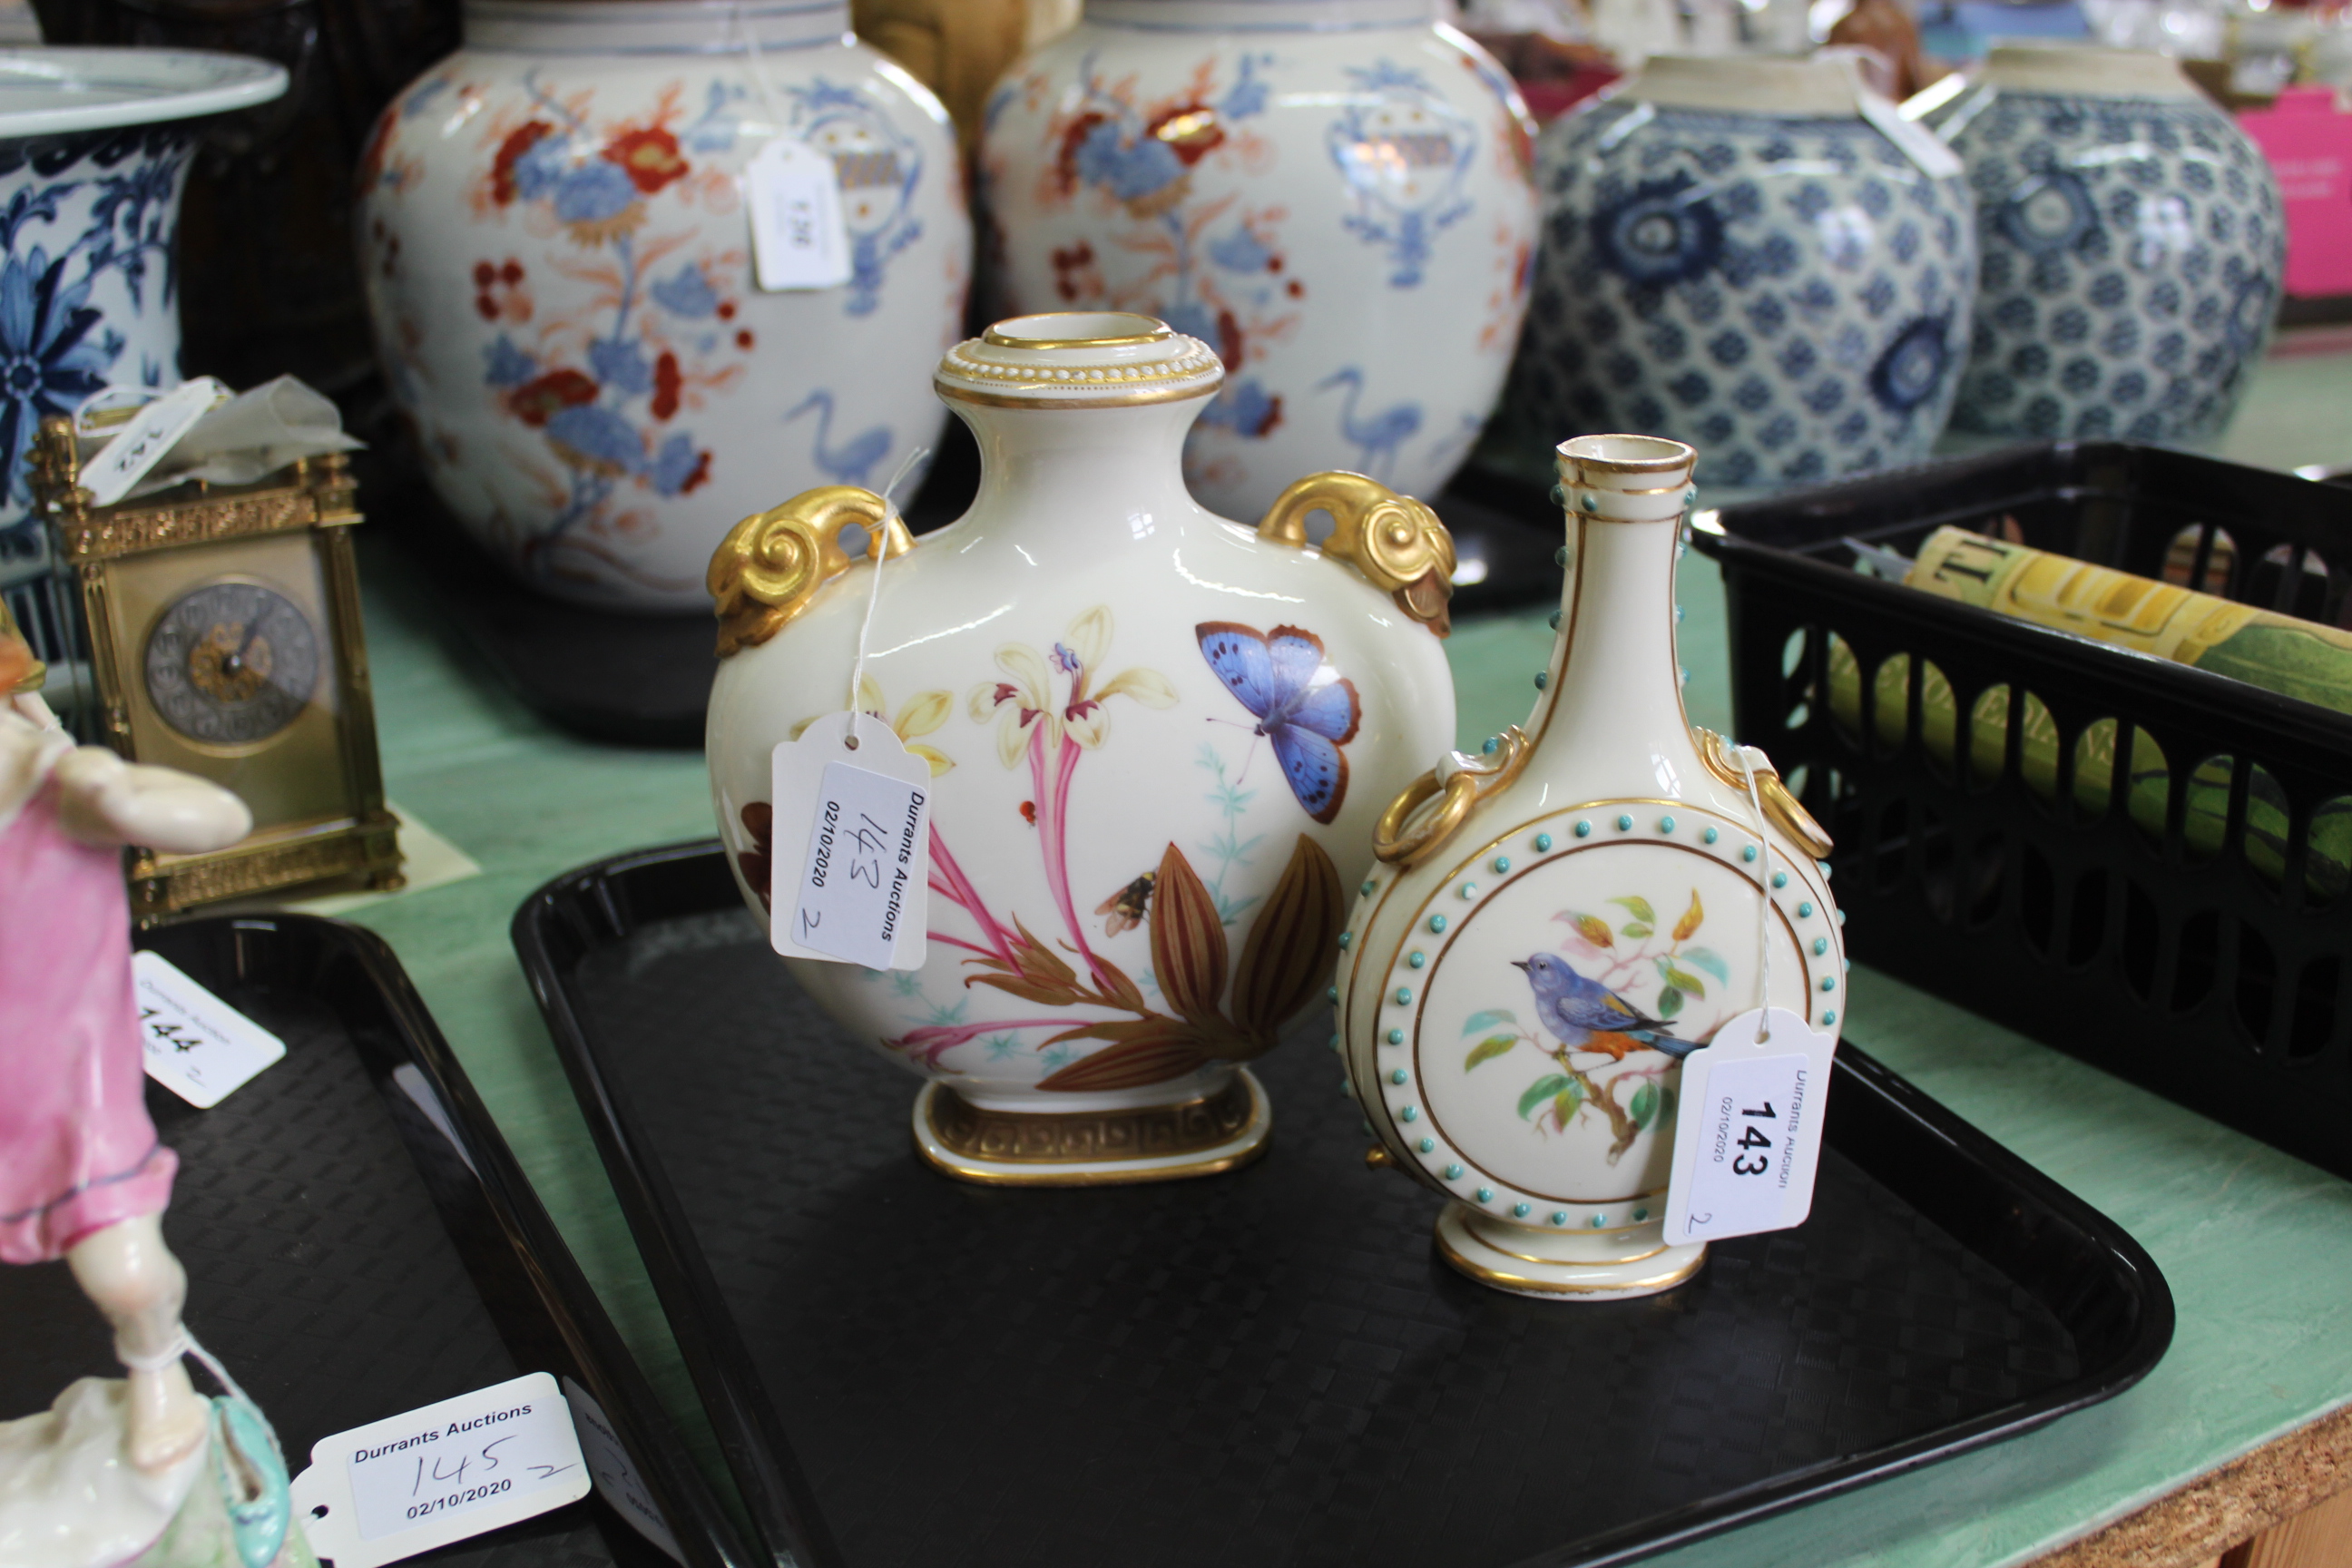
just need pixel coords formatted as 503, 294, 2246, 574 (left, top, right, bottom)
142, 581, 322, 746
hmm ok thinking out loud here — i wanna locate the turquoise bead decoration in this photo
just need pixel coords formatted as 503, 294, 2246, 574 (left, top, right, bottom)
1534, 671, 1548, 690
1819, 975, 1836, 991
1534, 833, 1553, 851
1482, 736, 1498, 754
1387, 1028, 1404, 1044
1573, 819, 1591, 838
1554, 544, 1568, 566
1327, 986, 1338, 1003
1822, 1010, 1837, 1025
1327, 1034, 1339, 1052
1632, 1207, 1649, 1221
1406, 950, 1426, 969
1476, 1186, 1494, 1202
1551, 1210, 1569, 1226
1445, 1162, 1464, 1180
1771, 870, 1788, 888
1812, 936, 1829, 955
1459, 882, 1477, 899
1797, 901, 1813, 917
1338, 931, 1352, 948
1703, 826, 1719, 844
1393, 985, 1413, 1004
1742, 844, 1758, 862
1401, 1105, 1419, 1122
1418, 1137, 1436, 1152
1390, 1068, 1408, 1084
1513, 1201, 1532, 1218
1426, 914, 1447, 933
1360, 879, 1376, 896
1492, 856, 1510, 873
1549, 610, 1562, 630
1658, 815, 1674, 833
1614, 813, 1632, 831
1588, 1214, 1607, 1228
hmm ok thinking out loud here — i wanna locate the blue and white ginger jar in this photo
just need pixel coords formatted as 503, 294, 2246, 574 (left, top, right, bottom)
1926, 44, 2285, 443
1504, 54, 1977, 490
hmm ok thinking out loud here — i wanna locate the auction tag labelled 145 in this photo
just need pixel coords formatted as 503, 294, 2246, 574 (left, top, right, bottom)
769, 710, 931, 971
1661, 1007, 1838, 1248
288, 1371, 591, 1568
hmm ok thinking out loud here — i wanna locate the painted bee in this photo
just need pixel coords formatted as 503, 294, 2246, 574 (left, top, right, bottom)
1095, 872, 1156, 936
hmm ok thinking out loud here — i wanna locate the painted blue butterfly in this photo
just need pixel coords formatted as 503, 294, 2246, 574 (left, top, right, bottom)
1195, 622, 1362, 825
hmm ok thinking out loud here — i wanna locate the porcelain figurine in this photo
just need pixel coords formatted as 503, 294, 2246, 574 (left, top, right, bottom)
1923, 44, 2285, 443
0, 615, 311, 1568
976, 0, 1537, 519
0, 49, 287, 696
706, 310, 1458, 1184
356, 0, 969, 612
1335, 434, 1845, 1298
1502, 54, 1976, 490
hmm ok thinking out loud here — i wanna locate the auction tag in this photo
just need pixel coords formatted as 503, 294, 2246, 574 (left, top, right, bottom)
132, 949, 286, 1109
745, 136, 850, 291
80, 377, 230, 506
1661, 1007, 1838, 1247
769, 710, 930, 970
288, 1372, 590, 1568
1858, 92, 1965, 180
562, 1378, 682, 1564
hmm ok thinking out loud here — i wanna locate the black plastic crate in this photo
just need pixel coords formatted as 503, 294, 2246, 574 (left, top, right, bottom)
1694, 441, 2352, 1181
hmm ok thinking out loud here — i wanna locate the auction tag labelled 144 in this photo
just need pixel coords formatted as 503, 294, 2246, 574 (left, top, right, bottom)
1661, 1007, 1838, 1248
769, 710, 931, 971
132, 949, 286, 1109
288, 1371, 591, 1568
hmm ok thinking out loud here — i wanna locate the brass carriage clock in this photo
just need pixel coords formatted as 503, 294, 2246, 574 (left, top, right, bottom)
32, 415, 402, 919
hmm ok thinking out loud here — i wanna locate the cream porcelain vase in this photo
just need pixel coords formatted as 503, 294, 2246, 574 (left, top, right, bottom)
357, 0, 969, 611
706, 311, 1458, 1184
1336, 434, 1846, 1298
977, 0, 1537, 519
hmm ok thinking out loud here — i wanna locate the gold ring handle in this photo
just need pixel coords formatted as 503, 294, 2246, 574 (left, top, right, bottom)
1373, 726, 1533, 866
1691, 726, 1835, 859
709, 485, 915, 658
1257, 471, 1456, 637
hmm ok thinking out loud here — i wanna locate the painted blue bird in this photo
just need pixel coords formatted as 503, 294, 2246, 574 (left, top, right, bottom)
1514, 953, 1703, 1061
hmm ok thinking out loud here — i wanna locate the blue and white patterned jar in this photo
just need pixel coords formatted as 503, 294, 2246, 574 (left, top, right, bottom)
0, 49, 286, 689
978, 0, 1537, 518
357, 1, 968, 611
1926, 44, 2285, 443
1504, 54, 1977, 490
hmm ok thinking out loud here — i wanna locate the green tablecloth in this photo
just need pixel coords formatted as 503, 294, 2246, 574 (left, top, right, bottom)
336, 340, 2352, 1565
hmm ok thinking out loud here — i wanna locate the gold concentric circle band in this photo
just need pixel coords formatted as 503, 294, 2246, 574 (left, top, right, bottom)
933, 378, 1221, 410
981, 323, 1173, 349
1435, 1228, 1708, 1295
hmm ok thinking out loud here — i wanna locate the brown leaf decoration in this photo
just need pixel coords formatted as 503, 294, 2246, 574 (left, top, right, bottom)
1569, 913, 1614, 948
1008, 916, 1078, 988
1673, 889, 1705, 943
965, 971, 1084, 1007
1229, 834, 1344, 1039
1035, 1026, 1210, 1092
1093, 952, 1149, 1014
1150, 843, 1229, 1024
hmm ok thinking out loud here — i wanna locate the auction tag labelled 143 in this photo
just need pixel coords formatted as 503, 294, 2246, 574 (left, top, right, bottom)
1661, 1007, 1838, 1248
769, 710, 931, 971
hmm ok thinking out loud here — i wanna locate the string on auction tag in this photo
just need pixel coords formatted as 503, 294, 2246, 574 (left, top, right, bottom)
1734, 745, 1773, 1042
842, 445, 928, 751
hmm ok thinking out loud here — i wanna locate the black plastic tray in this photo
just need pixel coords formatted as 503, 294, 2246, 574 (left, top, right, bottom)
514, 841, 2173, 1568
372, 431, 1561, 749
0, 913, 753, 1568
1692, 441, 2352, 1181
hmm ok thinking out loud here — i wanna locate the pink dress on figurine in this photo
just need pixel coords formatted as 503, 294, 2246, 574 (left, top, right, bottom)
0, 745, 176, 1264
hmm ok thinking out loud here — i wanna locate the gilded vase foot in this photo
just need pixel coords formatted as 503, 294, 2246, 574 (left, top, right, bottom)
911, 1070, 1271, 1186
1433, 1202, 1706, 1300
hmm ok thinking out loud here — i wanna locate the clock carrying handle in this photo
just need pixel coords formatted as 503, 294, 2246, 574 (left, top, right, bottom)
1255, 472, 1457, 638
1373, 726, 1534, 867
708, 485, 916, 658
